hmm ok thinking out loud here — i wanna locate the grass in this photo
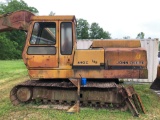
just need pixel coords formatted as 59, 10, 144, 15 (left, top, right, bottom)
0, 60, 160, 120
0, 60, 27, 83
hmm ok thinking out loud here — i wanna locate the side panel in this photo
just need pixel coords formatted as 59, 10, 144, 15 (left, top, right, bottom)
105, 48, 147, 68
73, 49, 104, 66
92, 40, 141, 48
28, 69, 148, 79
26, 55, 57, 68
29, 70, 74, 79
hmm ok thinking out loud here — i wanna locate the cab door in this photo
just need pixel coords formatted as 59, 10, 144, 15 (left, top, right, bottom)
26, 21, 59, 68
59, 21, 74, 69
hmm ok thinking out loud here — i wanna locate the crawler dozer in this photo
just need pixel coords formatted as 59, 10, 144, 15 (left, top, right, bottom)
0, 10, 147, 116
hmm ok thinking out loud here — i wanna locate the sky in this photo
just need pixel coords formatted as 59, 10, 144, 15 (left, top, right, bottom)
3, 0, 160, 39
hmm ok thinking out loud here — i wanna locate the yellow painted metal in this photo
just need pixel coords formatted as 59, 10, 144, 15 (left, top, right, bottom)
92, 39, 141, 48
22, 21, 59, 68
29, 70, 74, 79
58, 21, 76, 69
73, 49, 104, 66
28, 69, 148, 79
105, 48, 147, 67
26, 55, 58, 68
21, 15, 148, 80
31, 16, 75, 21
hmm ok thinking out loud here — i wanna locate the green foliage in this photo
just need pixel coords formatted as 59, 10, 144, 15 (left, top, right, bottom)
76, 19, 111, 39
0, 0, 38, 60
77, 19, 89, 39
3, 30, 26, 53
90, 22, 111, 39
0, 0, 38, 14
123, 36, 130, 39
136, 32, 145, 39
0, 33, 21, 59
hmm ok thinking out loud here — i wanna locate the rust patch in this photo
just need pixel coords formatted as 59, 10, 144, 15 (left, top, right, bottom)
26, 55, 58, 68
105, 48, 147, 67
103, 70, 147, 79
0, 10, 34, 32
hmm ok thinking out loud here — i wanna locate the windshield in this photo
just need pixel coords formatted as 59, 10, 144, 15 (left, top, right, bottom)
30, 22, 56, 45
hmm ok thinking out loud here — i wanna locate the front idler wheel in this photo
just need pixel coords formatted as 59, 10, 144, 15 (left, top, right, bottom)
16, 87, 33, 103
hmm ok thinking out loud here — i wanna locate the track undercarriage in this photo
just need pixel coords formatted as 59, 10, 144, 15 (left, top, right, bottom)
10, 79, 145, 117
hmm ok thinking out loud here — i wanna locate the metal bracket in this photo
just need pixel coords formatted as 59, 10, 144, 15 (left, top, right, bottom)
67, 78, 81, 113
121, 86, 145, 117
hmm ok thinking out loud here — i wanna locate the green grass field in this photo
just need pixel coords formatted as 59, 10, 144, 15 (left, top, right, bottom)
0, 60, 160, 120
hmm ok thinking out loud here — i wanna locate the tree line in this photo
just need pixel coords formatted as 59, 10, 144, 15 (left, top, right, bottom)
0, 0, 148, 60
77, 19, 111, 39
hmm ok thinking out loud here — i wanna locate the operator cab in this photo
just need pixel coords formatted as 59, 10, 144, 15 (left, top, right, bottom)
23, 16, 76, 69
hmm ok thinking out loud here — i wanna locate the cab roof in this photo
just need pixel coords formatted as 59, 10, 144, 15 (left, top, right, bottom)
31, 15, 76, 21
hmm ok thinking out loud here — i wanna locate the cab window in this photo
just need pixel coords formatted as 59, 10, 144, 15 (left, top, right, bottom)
60, 22, 73, 55
28, 22, 56, 55
30, 22, 56, 45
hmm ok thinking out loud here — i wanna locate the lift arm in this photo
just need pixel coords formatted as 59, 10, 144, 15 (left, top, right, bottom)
0, 10, 35, 32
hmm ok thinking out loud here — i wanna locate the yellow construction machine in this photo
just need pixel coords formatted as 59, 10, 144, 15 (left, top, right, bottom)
0, 10, 147, 116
